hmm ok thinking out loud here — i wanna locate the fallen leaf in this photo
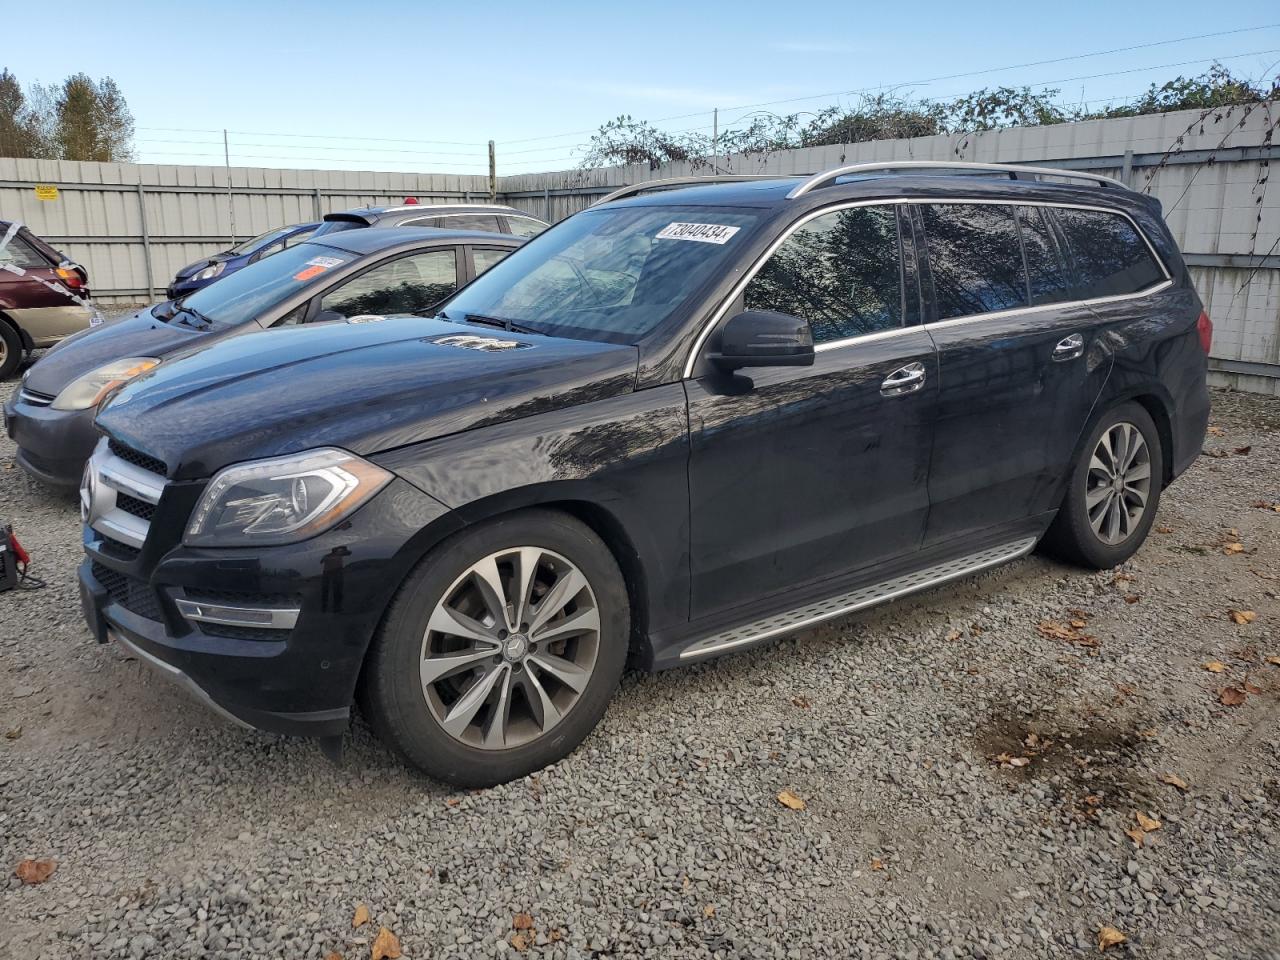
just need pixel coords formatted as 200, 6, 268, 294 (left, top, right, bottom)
1244, 678, 1264, 694
1008, 756, 1031, 768
1037, 621, 1076, 640
1229, 609, 1257, 625
1024, 732, 1041, 749
1070, 619, 1088, 630
326, 953, 343, 960
1234, 445, 1252, 456
1136, 811, 1161, 832
1205, 447, 1229, 458
1111, 572, 1136, 583
1251, 500, 1275, 510
1098, 925, 1127, 952
1219, 686, 1248, 707
1155, 525, 1174, 534
1207, 425, 1225, 436
777, 789, 806, 811
513, 913, 534, 931
1204, 661, 1227, 673
1223, 542, 1245, 555
1125, 827, 1145, 847
703, 904, 716, 918
14, 858, 56, 885
353, 904, 370, 928
1138, 728, 1158, 739
1159, 773, 1188, 791
4, 726, 20, 740
870, 857, 886, 870
945, 629, 962, 641
510, 933, 529, 952
790, 695, 811, 708
444, 797, 460, 807
1124, 594, 1141, 604
371, 927, 401, 960
1267, 655, 1280, 666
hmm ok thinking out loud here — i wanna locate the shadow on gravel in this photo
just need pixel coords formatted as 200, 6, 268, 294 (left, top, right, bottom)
975, 705, 1157, 818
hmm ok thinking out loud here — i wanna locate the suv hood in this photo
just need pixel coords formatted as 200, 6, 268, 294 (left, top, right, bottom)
24, 306, 209, 396
96, 317, 640, 480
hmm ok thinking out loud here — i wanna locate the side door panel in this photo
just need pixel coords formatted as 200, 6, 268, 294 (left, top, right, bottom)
918, 202, 1111, 546
685, 202, 937, 621
687, 331, 938, 618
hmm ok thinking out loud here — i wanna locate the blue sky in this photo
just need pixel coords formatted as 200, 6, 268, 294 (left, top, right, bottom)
7, 1, 1280, 176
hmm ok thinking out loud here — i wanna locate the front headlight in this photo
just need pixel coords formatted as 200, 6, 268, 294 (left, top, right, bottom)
194, 262, 225, 281
184, 448, 393, 547
52, 357, 160, 411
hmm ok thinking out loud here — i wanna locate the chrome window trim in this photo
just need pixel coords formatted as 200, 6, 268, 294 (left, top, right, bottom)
174, 598, 300, 630
681, 196, 1172, 377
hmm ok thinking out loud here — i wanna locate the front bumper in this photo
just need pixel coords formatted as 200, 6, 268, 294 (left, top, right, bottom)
3, 392, 98, 487
79, 476, 460, 737
166, 277, 211, 300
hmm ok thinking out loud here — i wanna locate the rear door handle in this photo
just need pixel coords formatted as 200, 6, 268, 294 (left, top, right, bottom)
1052, 333, 1084, 362
881, 361, 926, 397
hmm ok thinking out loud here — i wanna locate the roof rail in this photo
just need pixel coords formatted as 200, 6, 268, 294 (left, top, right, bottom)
786, 161, 1127, 198
593, 174, 800, 206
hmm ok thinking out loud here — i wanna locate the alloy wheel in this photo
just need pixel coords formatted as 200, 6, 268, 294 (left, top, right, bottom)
419, 547, 600, 749
1085, 421, 1151, 545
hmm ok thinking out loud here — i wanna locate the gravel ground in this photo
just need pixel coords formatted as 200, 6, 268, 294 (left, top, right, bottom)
1, 371, 1278, 960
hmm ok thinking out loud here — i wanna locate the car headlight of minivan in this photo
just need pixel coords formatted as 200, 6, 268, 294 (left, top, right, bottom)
184, 448, 393, 547
51, 357, 160, 411
194, 262, 225, 281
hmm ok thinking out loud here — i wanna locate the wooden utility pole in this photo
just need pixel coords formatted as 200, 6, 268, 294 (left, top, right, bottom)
488, 140, 496, 202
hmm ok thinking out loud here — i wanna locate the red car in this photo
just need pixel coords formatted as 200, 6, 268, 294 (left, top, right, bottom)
0, 221, 97, 379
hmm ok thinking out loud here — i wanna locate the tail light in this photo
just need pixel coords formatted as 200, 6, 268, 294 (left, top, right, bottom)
55, 266, 83, 289
1196, 310, 1213, 354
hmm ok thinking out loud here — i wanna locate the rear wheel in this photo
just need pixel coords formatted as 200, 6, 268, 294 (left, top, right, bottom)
1041, 401, 1163, 569
0, 321, 21, 379
361, 510, 629, 787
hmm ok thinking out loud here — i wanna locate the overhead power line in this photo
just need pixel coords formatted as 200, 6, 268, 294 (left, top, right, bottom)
497, 22, 1280, 146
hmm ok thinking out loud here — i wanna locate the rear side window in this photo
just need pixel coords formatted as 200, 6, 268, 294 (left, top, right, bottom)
1018, 206, 1073, 306
436, 214, 502, 232
1053, 208, 1165, 298
0, 235, 48, 270
504, 217, 546, 238
744, 205, 903, 343
921, 203, 1027, 320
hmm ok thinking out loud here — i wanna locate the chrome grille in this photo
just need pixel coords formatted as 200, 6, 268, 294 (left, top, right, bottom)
17, 387, 54, 407
83, 438, 166, 550
107, 438, 167, 478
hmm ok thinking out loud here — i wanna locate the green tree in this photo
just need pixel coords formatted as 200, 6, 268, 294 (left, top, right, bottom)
0, 69, 52, 158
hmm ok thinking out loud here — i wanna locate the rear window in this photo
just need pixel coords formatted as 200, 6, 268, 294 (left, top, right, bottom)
0, 235, 48, 270
1053, 208, 1166, 298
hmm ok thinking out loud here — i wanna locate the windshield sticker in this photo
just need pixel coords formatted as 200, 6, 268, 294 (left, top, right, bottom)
292, 255, 346, 282
655, 222, 740, 245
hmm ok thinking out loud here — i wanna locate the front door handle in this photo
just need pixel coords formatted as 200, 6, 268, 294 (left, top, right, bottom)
1052, 333, 1084, 362
881, 361, 926, 397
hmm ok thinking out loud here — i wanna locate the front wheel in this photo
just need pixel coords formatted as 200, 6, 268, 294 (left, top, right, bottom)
1040, 401, 1164, 569
360, 510, 629, 787
0, 321, 22, 380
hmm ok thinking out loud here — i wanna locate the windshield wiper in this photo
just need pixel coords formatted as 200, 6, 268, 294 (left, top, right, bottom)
178, 305, 214, 329
462, 313, 542, 335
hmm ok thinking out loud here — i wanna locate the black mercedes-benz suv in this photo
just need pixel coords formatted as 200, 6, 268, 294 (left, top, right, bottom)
78, 162, 1211, 787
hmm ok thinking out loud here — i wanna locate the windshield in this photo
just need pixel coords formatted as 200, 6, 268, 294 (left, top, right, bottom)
439, 205, 763, 343
229, 225, 298, 255
174, 243, 356, 326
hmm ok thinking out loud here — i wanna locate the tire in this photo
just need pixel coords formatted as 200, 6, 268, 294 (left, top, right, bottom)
0, 320, 21, 380
1040, 401, 1164, 569
360, 509, 629, 788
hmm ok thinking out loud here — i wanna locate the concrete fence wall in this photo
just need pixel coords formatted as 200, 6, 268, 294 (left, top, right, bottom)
2, 102, 1278, 394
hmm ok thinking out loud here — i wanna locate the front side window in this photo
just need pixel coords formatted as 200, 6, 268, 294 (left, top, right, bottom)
473, 248, 510, 275
743, 205, 903, 343
1019, 206, 1073, 306
1054, 208, 1165, 298
922, 203, 1028, 320
440, 205, 763, 343
319, 249, 458, 320
505, 217, 546, 238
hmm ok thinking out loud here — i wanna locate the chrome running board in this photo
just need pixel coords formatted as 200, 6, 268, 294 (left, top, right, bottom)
679, 536, 1038, 660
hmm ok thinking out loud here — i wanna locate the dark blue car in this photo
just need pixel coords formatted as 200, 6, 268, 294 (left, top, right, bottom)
165, 222, 319, 299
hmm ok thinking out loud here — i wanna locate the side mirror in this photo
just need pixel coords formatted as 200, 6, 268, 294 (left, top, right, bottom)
710, 310, 814, 371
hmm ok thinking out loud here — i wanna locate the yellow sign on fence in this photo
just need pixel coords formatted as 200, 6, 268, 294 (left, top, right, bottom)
34, 184, 59, 201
